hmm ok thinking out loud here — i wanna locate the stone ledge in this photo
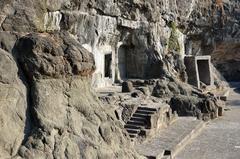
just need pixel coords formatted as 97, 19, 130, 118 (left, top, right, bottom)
135, 117, 206, 159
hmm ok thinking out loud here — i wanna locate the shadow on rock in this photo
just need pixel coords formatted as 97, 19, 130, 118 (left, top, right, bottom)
233, 87, 240, 94
227, 100, 240, 107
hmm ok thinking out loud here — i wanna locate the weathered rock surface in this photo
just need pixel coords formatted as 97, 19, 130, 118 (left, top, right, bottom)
170, 95, 202, 118
212, 43, 240, 81
1, 0, 237, 82
0, 49, 28, 158
16, 32, 95, 80
13, 33, 142, 159
0, 0, 236, 158
19, 79, 141, 159
170, 93, 225, 121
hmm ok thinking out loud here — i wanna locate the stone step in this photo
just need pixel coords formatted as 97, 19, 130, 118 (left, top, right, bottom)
133, 113, 150, 118
135, 117, 206, 159
135, 110, 156, 115
138, 107, 158, 112
129, 119, 145, 124
127, 120, 145, 126
126, 128, 141, 134
124, 124, 142, 129
124, 106, 158, 139
129, 134, 137, 138
130, 116, 147, 122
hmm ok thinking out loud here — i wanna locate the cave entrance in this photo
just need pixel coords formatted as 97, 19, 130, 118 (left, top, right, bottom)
118, 45, 139, 80
184, 56, 213, 89
197, 60, 211, 85
117, 43, 148, 82
104, 53, 112, 78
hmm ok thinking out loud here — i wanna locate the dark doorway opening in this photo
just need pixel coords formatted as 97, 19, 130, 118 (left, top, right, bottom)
118, 45, 127, 79
118, 44, 145, 79
197, 60, 211, 85
105, 54, 112, 78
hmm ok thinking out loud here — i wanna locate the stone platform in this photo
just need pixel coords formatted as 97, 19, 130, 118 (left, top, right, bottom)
175, 82, 240, 159
135, 117, 205, 159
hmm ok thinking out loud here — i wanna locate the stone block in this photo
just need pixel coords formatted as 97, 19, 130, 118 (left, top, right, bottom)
218, 106, 224, 116
122, 81, 133, 92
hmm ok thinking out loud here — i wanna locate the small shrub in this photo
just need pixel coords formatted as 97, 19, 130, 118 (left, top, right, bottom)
168, 22, 180, 53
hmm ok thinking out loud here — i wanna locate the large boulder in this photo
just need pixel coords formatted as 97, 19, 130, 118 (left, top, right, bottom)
170, 95, 202, 118
15, 33, 142, 159
15, 32, 96, 80
170, 93, 223, 120
152, 78, 191, 98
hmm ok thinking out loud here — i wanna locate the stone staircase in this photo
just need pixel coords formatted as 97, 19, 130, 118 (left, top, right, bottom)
124, 106, 158, 138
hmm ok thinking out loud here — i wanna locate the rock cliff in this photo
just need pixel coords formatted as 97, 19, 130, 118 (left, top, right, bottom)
0, 0, 238, 158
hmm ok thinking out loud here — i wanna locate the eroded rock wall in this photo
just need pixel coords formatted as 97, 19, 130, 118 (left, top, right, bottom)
14, 33, 142, 159
0, 49, 28, 158
2, 0, 237, 83
183, 0, 240, 81
0, 0, 237, 158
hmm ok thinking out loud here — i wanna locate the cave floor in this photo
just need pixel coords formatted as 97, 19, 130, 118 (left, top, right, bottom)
176, 82, 240, 159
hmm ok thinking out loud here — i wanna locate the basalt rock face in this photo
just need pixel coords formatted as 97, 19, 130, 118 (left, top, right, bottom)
15, 32, 95, 80
1, 0, 237, 80
14, 33, 141, 159
0, 0, 236, 158
19, 78, 140, 159
211, 43, 240, 81
182, 0, 240, 81
0, 49, 28, 158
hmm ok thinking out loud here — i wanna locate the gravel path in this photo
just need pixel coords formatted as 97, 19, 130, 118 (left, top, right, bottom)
176, 83, 240, 159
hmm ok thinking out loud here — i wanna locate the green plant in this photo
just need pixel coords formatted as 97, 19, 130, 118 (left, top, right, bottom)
168, 22, 180, 53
